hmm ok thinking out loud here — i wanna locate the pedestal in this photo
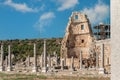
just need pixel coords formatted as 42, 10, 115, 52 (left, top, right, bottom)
7, 66, 12, 71
41, 67, 47, 73
32, 66, 37, 72
0, 66, 3, 71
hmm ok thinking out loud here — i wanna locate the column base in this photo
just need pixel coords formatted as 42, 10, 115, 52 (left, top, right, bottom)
32, 67, 37, 72
99, 68, 104, 74
61, 67, 64, 70
70, 67, 74, 71
79, 66, 82, 70
7, 66, 12, 71
41, 67, 47, 73
0, 66, 4, 71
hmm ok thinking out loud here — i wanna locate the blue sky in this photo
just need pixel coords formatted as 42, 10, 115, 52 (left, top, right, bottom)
0, 0, 110, 40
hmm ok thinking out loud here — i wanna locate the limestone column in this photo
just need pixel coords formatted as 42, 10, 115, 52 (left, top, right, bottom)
48, 55, 51, 68
99, 44, 104, 74
96, 52, 98, 69
32, 43, 37, 72
42, 40, 47, 73
0, 45, 4, 71
70, 56, 74, 71
40, 53, 43, 68
7, 45, 12, 71
79, 51, 82, 70
6, 56, 8, 67
28, 55, 30, 66
61, 59, 64, 70
64, 57, 66, 66
56, 54, 58, 65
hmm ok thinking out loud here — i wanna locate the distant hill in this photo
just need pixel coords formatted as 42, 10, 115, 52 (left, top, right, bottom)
0, 38, 62, 63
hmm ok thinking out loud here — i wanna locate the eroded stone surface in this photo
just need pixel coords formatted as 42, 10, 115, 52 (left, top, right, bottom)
61, 12, 93, 68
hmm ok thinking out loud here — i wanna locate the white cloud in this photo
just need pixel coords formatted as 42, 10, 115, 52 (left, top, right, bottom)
57, 0, 79, 11
34, 12, 55, 32
81, 1, 109, 25
4, 0, 38, 12
40, 12, 55, 20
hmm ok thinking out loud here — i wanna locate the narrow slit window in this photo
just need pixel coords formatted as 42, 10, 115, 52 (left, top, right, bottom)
81, 25, 84, 30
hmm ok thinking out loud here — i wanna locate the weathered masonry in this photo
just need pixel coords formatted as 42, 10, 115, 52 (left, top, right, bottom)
60, 12, 111, 74
61, 12, 93, 68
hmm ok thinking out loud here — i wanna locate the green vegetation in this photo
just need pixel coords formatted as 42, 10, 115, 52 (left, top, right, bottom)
0, 38, 62, 63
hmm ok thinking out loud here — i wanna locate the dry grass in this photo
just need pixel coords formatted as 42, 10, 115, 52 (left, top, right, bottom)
0, 72, 110, 80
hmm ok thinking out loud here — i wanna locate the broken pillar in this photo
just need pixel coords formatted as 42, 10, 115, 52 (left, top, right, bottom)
96, 52, 99, 69
48, 55, 51, 68
7, 45, 12, 71
32, 43, 37, 72
64, 57, 66, 66
6, 56, 8, 67
99, 44, 104, 74
61, 59, 64, 70
70, 56, 74, 71
28, 55, 30, 67
42, 40, 47, 73
56, 54, 58, 65
40, 53, 43, 68
79, 51, 82, 70
0, 45, 4, 71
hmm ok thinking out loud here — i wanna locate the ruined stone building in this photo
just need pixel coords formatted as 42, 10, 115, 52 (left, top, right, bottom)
61, 12, 93, 68
61, 12, 111, 74
61, 12, 93, 58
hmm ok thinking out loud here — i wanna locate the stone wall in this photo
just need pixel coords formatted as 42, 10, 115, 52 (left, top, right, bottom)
61, 12, 93, 60
95, 39, 111, 73
60, 12, 111, 73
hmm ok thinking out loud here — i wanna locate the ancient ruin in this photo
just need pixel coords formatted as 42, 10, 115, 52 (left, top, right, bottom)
61, 12, 94, 69
0, 12, 111, 76
61, 12, 111, 74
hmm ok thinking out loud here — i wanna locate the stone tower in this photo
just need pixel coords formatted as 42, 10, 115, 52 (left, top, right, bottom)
61, 12, 93, 60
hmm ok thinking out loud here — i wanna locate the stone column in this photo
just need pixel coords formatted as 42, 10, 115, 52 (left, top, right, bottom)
96, 52, 98, 69
6, 56, 8, 67
61, 59, 64, 70
42, 40, 47, 73
70, 56, 74, 71
7, 45, 12, 71
79, 51, 82, 70
41, 53, 43, 68
0, 45, 4, 71
28, 55, 30, 66
64, 57, 66, 66
56, 54, 58, 65
48, 55, 51, 68
99, 44, 104, 74
32, 43, 37, 72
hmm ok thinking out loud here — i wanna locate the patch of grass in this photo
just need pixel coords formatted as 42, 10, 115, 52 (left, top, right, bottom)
0, 73, 110, 80
27, 74, 47, 79
0, 73, 34, 80
37, 75, 47, 79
